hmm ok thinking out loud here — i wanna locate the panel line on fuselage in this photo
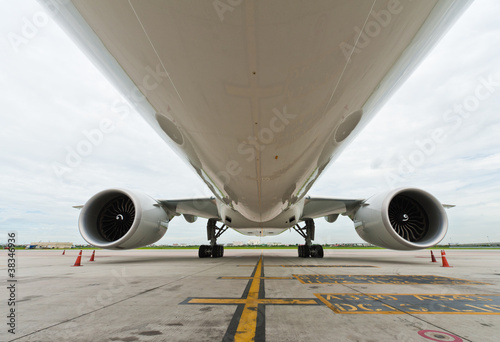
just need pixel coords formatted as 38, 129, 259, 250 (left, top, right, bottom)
127, 0, 184, 104
323, 0, 377, 114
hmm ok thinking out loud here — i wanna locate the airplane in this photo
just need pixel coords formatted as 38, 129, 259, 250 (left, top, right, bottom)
40, 0, 471, 258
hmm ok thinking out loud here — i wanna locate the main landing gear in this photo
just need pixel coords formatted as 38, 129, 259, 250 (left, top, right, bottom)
293, 218, 324, 258
199, 219, 228, 258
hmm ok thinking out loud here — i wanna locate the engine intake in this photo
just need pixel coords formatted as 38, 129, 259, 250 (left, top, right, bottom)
353, 188, 448, 250
79, 189, 168, 249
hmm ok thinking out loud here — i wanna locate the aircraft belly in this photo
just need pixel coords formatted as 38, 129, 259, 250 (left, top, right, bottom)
69, 0, 467, 223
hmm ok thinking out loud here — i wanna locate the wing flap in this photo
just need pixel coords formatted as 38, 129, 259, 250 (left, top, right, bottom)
302, 197, 364, 219
158, 198, 219, 219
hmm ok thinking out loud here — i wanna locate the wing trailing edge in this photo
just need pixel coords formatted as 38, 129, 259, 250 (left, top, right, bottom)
158, 198, 219, 221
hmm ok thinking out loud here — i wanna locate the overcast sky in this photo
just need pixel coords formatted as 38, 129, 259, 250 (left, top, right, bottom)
1, 0, 499, 246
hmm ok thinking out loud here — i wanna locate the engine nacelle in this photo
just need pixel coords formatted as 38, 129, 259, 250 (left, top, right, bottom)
79, 189, 169, 249
353, 188, 447, 250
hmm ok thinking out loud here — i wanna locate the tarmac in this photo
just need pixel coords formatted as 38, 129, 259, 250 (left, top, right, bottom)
1, 248, 499, 342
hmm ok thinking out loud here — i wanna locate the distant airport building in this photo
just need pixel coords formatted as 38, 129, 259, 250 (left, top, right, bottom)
266, 242, 282, 246
451, 242, 500, 247
29, 242, 74, 249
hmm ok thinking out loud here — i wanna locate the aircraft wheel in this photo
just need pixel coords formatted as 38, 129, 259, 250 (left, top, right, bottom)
198, 245, 211, 258
303, 245, 310, 258
212, 245, 223, 258
317, 245, 324, 258
311, 245, 324, 258
298, 245, 310, 258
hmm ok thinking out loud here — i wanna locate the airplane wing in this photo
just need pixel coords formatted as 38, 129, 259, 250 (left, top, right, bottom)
302, 197, 454, 221
162, 197, 365, 223
302, 197, 364, 220
159, 196, 365, 223
74, 197, 219, 220
158, 198, 219, 221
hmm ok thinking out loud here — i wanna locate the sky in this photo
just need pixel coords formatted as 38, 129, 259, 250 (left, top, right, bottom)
0, 0, 499, 246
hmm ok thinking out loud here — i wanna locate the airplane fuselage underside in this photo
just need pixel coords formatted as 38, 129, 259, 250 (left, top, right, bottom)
57, 0, 467, 224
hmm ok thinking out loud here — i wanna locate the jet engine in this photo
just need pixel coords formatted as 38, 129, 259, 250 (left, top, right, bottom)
353, 188, 447, 250
78, 189, 169, 249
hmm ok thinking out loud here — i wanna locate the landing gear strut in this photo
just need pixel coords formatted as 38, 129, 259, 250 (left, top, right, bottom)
293, 219, 324, 258
199, 219, 228, 258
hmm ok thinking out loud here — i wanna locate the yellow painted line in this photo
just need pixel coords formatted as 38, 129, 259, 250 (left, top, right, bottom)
429, 276, 492, 285
319, 310, 500, 315
293, 274, 310, 284
258, 299, 318, 305
315, 293, 500, 315
187, 298, 247, 305
315, 293, 343, 313
293, 274, 490, 285
220, 276, 294, 280
238, 265, 279, 267
234, 256, 262, 342
316, 293, 500, 297
188, 298, 317, 306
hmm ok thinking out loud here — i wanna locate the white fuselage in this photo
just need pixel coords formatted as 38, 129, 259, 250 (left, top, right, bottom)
51, 0, 471, 235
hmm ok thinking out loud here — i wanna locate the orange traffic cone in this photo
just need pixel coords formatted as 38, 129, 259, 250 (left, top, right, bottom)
430, 250, 437, 263
62, 250, 65, 255
441, 254, 452, 267
72, 250, 83, 267
89, 250, 95, 262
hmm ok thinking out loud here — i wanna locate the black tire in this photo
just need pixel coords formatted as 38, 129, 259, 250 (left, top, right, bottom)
199, 245, 209, 258
303, 245, 310, 258
212, 244, 223, 258
310, 245, 317, 258
316, 245, 324, 258
311, 245, 324, 258
298, 245, 309, 258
